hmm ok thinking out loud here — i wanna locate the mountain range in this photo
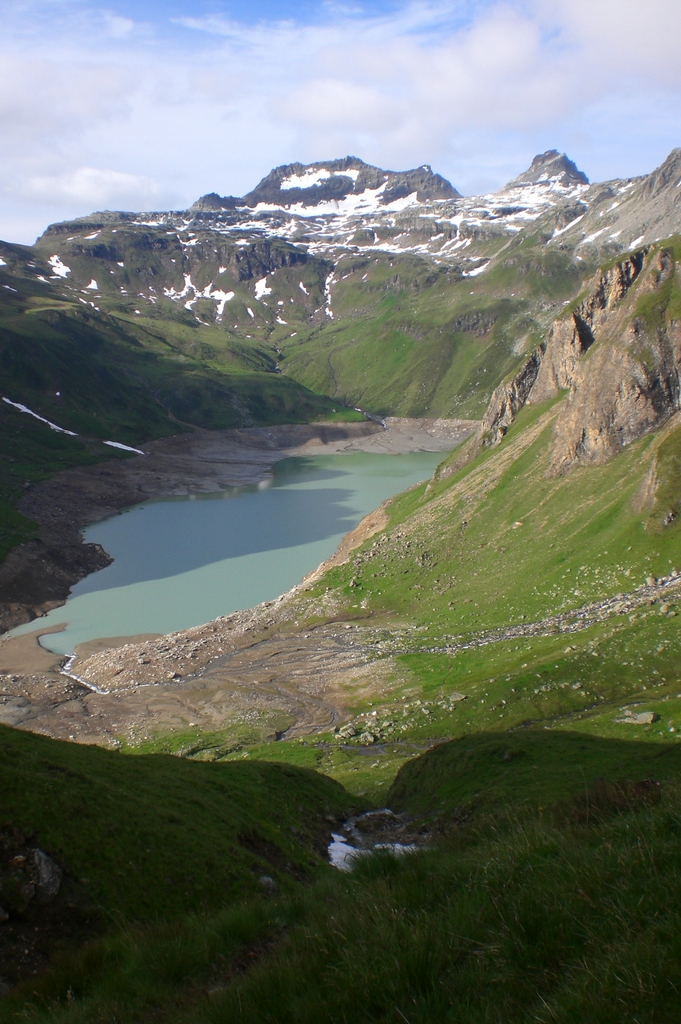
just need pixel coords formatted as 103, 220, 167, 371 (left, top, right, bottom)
2, 145, 681, 1016
1, 145, 680, 575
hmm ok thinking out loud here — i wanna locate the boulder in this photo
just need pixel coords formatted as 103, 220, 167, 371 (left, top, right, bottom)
616, 711, 660, 725
32, 849, 62, 900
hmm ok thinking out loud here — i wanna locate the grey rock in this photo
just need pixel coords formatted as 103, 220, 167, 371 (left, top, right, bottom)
506, 150, 589, 188
479, 244, 681, 474
616, 711, 660, 725
242, 156, 461, 209
32, 848, 62, 900
19, 882, 35, 902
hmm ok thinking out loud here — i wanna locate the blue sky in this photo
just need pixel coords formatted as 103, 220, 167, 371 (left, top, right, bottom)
107, 1, 408, 26
1, 0, 680, 242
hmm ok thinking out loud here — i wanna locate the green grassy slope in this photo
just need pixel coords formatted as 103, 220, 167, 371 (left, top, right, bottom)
233, 390, 681, 802
4, 732, 681, 1022
0, 238, 360, 565
29, 217, 592, 422
388, 729, 681, 817
0, 723, 359, 925
0, 399, 121, 562
0, 248, 347, 439
279, 236, 588, 417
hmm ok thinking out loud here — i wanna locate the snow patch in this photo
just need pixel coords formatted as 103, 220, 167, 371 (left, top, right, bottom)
163, 274, 234, 316
253, 181, 397, 219
48, 255, 71, 278
324, 272, 335, 318
281, 167, 331, 190
0, 257, 6, 266
85, 279, 99, 290
247, 307, 255, 318
280, 167, 361, 190
629, 234, 646, 249
212, 290, 235, 316
254, 276, 272, 300
464, 261, 490, 278
2, 397, 77, 435
299, 281, 309, 295
104, 440, 145, 454
578, 228, 607, 246
551, 214, 584, 238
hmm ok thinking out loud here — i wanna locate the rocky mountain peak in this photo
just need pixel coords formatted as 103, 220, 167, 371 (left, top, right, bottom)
640, 147, 681, 198
192, 157, 460, 213
506, 150, 589, 188
189, 192, 240, 213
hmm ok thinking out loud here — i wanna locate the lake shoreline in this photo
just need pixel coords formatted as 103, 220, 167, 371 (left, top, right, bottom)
0, 417, 476, 642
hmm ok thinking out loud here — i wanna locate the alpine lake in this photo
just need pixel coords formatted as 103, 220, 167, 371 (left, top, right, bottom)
13, 451, 442, 655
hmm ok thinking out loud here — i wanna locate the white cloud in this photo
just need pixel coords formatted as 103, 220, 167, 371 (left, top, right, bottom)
0, 56, 133, 149
14, 167, 161, 208
103, 14, 135, 39
0, 0, 680, 242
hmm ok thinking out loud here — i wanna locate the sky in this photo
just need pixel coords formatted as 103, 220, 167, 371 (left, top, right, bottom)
1, 0, 680, 243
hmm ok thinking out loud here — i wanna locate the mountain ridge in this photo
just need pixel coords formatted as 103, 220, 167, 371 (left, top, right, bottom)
35, 147, 680, 271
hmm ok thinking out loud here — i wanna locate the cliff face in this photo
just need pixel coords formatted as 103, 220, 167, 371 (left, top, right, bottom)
530, 251, 646, 403
480, 242, 681, 472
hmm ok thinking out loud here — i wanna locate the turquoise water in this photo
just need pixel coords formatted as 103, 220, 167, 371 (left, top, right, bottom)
11, 452, 442, 655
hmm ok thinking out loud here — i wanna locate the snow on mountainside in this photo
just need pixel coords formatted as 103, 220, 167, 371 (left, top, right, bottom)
184, 151, 590, 262
3, 145, 681, 456
39, 149, 680, 277
26, 148, 681, 338
235, 156, 458, 208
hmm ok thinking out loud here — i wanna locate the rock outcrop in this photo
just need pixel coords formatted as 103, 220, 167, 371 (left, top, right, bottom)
242, 156, 461, 208
479, 347, 545, 442
530, 251, 646, 404
506, 150, 589, 188
480, 242, 681, 472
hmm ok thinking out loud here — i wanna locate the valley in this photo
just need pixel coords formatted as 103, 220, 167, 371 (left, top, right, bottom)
1, 148, 681, 1019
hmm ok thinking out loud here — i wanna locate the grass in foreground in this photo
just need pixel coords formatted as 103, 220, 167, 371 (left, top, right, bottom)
4, 730, 681, 1022
0, 724, 360, 927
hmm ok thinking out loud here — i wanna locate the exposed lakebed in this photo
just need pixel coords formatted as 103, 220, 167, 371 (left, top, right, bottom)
13, 452, 442, 655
